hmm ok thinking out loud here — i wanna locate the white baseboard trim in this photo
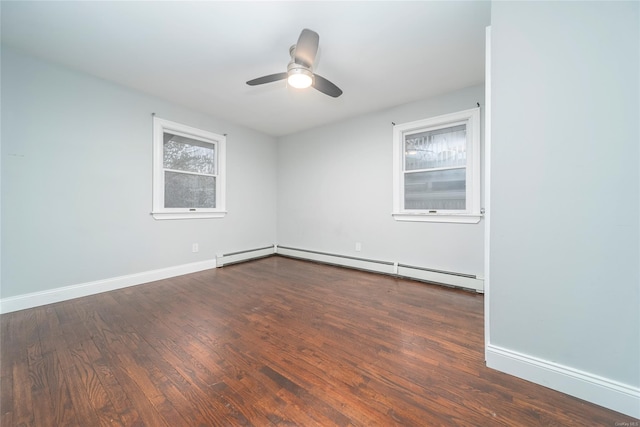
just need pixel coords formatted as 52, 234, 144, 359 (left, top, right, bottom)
275, 246, 483, 292
486, 344, 640, 419
0, 258, 217, 314
216, 245, 276, 267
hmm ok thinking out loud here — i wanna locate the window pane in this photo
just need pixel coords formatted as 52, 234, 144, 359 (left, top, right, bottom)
164, 171, 216, 208
405, 124, 466, 171
404, 169, 466, 210
163, 133, 215, 174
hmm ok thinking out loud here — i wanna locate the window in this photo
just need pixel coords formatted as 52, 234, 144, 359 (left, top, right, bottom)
392, 108, 481, 223
152, 117, 226, 220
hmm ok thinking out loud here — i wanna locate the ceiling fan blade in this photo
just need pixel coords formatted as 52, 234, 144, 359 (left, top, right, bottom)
294, 29, 319, 68
246, 72, 287, 86
313, 74, 343, 98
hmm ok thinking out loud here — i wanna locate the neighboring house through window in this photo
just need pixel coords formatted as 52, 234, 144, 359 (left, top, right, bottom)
152, 117, 226, 220
392, 107, 481, 223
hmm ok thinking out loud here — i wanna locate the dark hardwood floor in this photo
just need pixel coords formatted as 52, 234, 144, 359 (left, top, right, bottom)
1, 256, 636, 426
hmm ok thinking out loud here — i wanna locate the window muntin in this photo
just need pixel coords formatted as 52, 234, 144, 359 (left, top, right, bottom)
152, 117, 226, 220
393, 108, 481, 223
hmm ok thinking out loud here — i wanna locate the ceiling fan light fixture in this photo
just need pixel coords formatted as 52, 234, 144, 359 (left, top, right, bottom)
287, 67, 313, 89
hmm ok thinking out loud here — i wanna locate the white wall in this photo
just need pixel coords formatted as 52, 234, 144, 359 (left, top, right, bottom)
489, 0, 639, 416
277, 85, 484, 278
1, 47, 278, 300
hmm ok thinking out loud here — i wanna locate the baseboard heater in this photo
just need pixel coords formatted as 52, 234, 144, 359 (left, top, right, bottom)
216, 245, 276, 267
276, 245, 483, 292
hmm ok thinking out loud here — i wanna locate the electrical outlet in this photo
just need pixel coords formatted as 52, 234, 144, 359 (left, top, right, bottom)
355, 242, 362, 252
192, 243, 199, 253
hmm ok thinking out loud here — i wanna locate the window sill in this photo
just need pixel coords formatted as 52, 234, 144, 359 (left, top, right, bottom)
152, 211, 227, 220
392, 212, 482, 224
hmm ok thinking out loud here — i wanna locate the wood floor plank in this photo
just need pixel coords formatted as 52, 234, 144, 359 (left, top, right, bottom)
27, 330, 57, 427
1, 256, 638, 426
1, 375, 14, 427
8, 310, 39, 427
41, 351, 79, 427
12, 357, 35, 426
1, 312, 16, 426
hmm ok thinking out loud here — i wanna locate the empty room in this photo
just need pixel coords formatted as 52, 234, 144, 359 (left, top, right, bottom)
1, 1, 638, 426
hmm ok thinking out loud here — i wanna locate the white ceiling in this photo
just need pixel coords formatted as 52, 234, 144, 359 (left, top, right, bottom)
1, 1, 491, 137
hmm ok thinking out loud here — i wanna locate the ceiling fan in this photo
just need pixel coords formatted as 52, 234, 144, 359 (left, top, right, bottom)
246, 29, 343, 98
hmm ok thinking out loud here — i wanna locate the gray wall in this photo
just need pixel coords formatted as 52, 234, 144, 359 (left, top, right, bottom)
277, 85, 484, 276
1, 47, 278, 298
490, 1, 639, 386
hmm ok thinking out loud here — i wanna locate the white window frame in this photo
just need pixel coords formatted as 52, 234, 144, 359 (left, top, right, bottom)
152, 117, 226, 220
392, 107, 481, 224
